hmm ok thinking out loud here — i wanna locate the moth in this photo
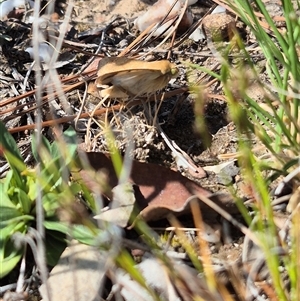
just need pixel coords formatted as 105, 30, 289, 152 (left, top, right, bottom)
95, 57, 178, 98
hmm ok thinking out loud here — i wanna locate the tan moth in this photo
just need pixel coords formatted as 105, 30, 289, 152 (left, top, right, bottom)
95, 57, 178, 98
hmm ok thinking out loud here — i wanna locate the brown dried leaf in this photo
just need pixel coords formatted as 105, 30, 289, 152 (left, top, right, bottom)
75, 152, 236, 223
134, 0, 195, 36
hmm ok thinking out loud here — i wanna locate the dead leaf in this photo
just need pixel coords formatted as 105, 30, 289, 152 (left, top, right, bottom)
95, 57, 178, 98
139, 193, 236, 223
75, 152, 237, 223
134, 0, 195, 36
0, 0, 26, 20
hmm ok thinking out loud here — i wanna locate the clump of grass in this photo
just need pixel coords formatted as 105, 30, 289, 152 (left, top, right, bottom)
0, 123, 101, 279
190, 0, 300, 299
227, 0, 300, 168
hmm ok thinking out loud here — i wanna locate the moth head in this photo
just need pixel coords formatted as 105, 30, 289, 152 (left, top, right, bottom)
170, 65, 179, 77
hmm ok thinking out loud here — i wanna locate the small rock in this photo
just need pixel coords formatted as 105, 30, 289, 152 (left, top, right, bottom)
202, 13, 236, 41
39, 241, 107, 301
203, 160, 239, 185
216, 161, 239, 185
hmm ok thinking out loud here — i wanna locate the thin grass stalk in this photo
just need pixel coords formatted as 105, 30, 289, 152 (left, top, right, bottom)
32, 0, 44, 239
115, 250, 161, 301
244, 94, 299, 154
235, 0, 300, 127
190, 200, 217, 291
280, 2, 300, 144
226, 0, 300, 160
105, 127, 123, 178
238, 143, 289, 301
228, 0, 286, 82
222, 60, 288, 298
168, 215, 203, 272
227, 187, 252, 226
292, 205, 300, 300
253, 0, 288, 53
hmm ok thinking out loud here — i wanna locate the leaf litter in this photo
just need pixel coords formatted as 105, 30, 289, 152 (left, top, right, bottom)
0, 0, 296, 300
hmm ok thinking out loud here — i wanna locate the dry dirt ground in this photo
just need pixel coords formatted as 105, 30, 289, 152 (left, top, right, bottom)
0, 0, 291, 300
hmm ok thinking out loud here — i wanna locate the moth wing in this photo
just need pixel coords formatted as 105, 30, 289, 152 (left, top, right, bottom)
97, 57, 149, 84
111, 70, 166, 95
97, 58, 177, 85
96, 70, 120, 85
99, 85, 129, 98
